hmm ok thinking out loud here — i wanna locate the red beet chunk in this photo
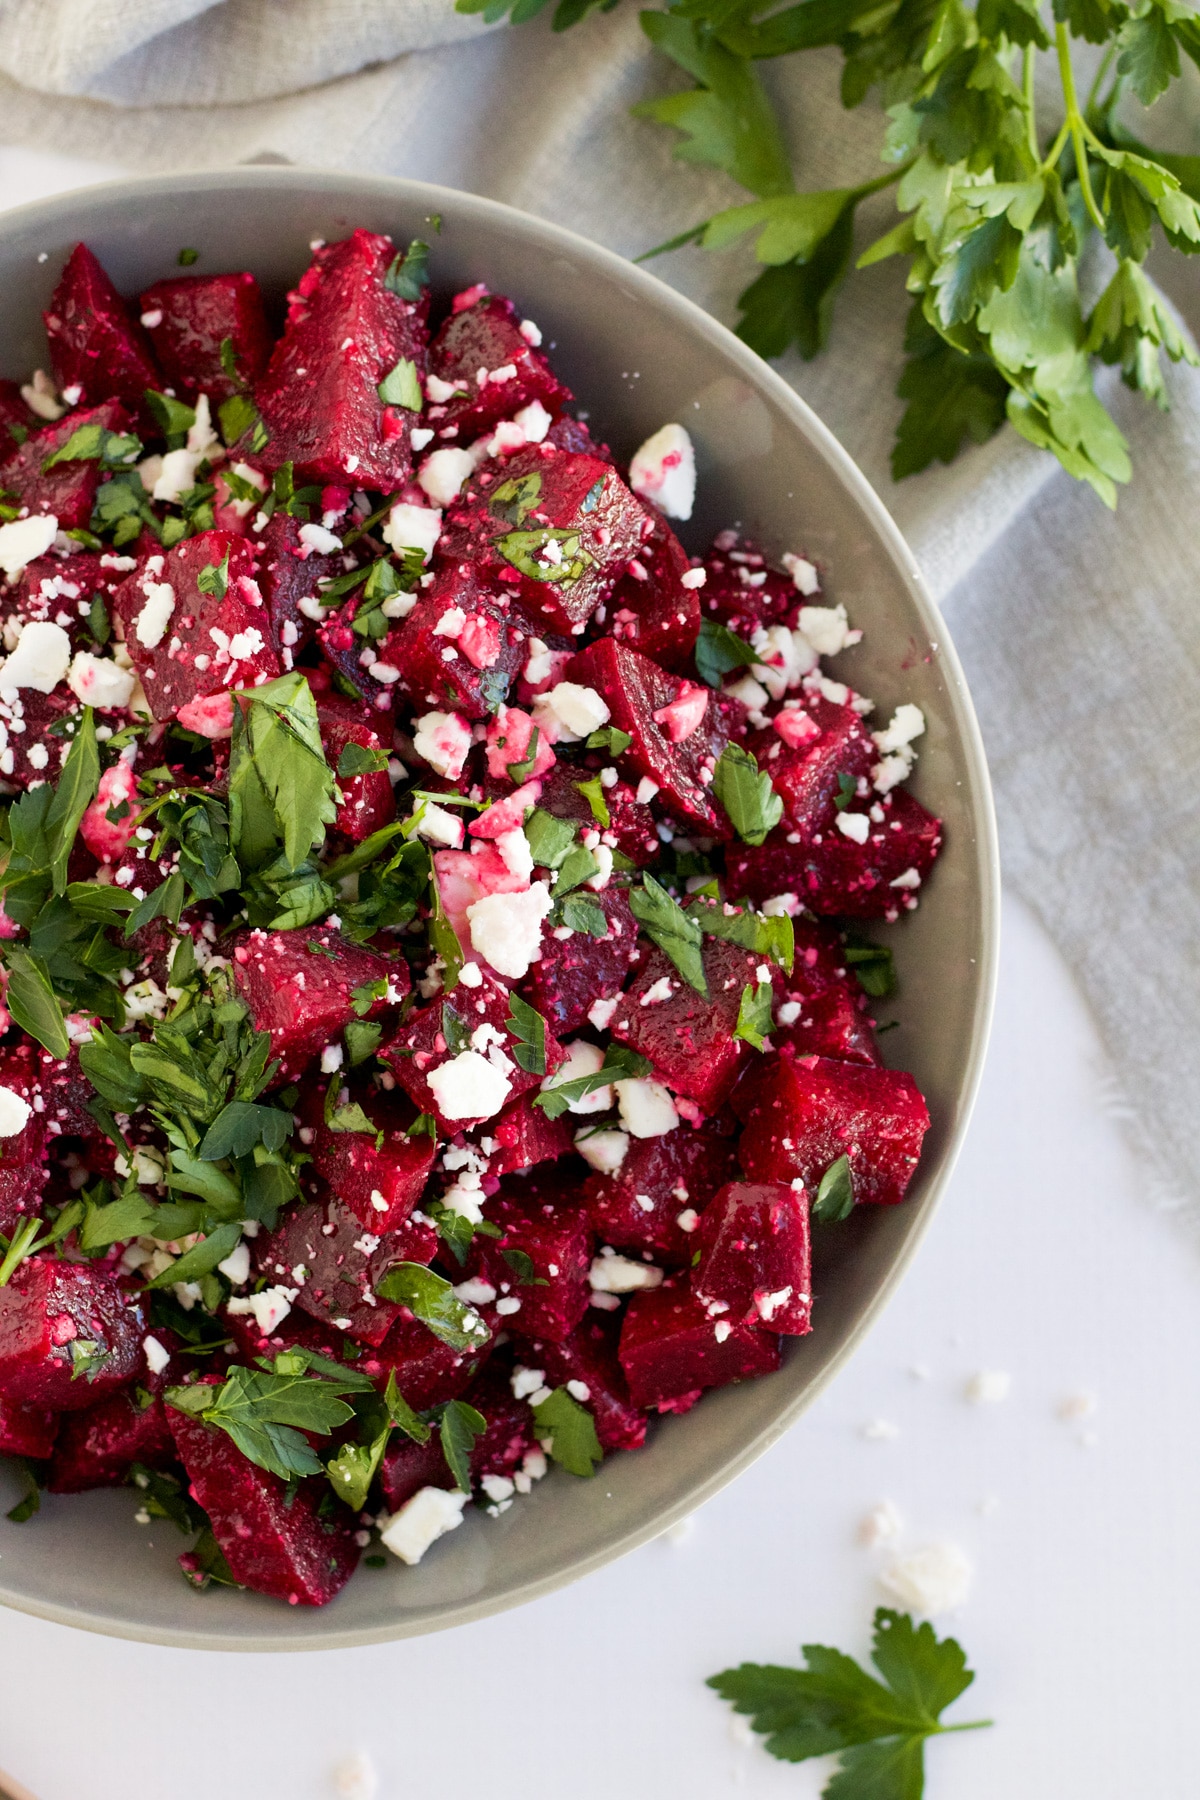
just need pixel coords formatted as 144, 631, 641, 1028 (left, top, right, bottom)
12, 549, 134, 656
464, 1180, 592, 1344
0, 1045, 49, 1236
256, 509, 343, 656
524, 886, 641, 1036
386, 564, 528, 721
608, 507, 701, 672
36, 1042, 108, 1141
0, 1258, 144, 1411
427, 291, 572, 440
0, 400, 135, 529
254, 1196, 435, 1347
384, 968, 561, 1132
701, 534, 798, 638
371, 1312, 489, 1411
304, 1080, 435, 1234
756, 697, 876, 841
566, 638, 734, 835
43, 245, 161, 432
535, 758, 659, 868
0, 1396, 57, 1459
253, 229, 427, 488
772, 980, 879, 1066
490, 1092, 575, 1176
729, 787, 942, 920
378, 1430, 453, 1511
443, 445, 644, 638
47, 1388, 175, 1492
691, 1181, 812, 1335
229, 926, 403, 1081
378, 1359, 537, 1510
618, 1280, 781, 1413
582, 1120, 738, 1266
0, 380, 35, 454
735, 1053, 930, 1205
316, 696, 395, 842
110, 531, 279, 725
170, 1401, 359, 1605
609, 938, 763, 1113
520, 1315, 645, 1452
137, 271, 273, 403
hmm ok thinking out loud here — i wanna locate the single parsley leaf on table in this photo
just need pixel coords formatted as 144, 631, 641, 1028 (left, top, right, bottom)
709, 1608, 991, 1798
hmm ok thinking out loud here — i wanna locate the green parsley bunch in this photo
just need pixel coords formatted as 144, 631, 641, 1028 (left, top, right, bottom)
460, 0, 1200, 503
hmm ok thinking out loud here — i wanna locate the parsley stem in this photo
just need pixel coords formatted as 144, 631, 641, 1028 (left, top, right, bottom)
1022, 45, 1038, 162
938, 1719, 994, 1733
1084, 42, 1117, 122
0, 1216, 45, 1288
1041, 120, 1071, 175
1056, 23, 1106, 232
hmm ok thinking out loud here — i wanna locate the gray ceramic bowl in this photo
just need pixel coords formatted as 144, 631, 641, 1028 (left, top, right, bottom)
0, 168, 998, 1650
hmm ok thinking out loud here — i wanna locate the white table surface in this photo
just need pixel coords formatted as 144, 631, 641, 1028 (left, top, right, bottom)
1, 145, 1196, 1800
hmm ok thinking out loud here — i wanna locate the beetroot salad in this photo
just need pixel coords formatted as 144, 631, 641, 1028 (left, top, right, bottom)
0, 230, 939, 1606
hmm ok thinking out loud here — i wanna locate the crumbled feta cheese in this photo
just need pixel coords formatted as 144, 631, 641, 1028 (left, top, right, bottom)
331, 1751, 379, 1800
467, 881, 553, 980
20, 371, 63, 422
425, 373, 467, 404
226, 1285, 298, 1334
513, 399, 553, 443
519, 318, 543, 346
965, 1369, 1011, 1404
135, 580, 176, 649
755, 1286, 794, 1323
412, 710, 472, 780
511, 1366, 547, 1401
453, 1277, 498, 1306
123, 980, 170, 1021
143, 1335, 171, 1376
0, 1085, 32, 1137
426, 1049, 513, 1121
675, 1207, 699, 1233
382, 501, 442, 564
533, 680, 610, 742
751, 623, 818, 700
411, 800, 464, 849
152, 447, 202, 504
629, 423, 696, 521
862, 1418, 900, 1441
299, 521, 343, 557
0, 619, 71, 693
496, 825, 534, 884
380, 1486, 468, 1565
635, 777, 659, 804
615, 1077, 678, 1138
0, 512, 58, 578
836, 811, 871, 845
589, 1252, 665, 1293
797, 604, 853, 657
575, 1127, 629, 1173
879, 1543, 972, 1615
587, 995, 619, 1032
67, 651, 135, 710
859, 1499, 904, 1547
546, 1040, 611, 1114
217, 1242, 251, 1287
783, 552, 821, 596
724, 673, 770, 711
417, 447, 475, 507
874, 703, 925, 755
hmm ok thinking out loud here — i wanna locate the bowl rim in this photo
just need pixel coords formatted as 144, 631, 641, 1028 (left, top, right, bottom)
0, 165, 1000, 1650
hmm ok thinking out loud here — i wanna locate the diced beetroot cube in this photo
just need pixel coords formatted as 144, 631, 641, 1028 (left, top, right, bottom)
0, 690, 80, 795
0, 1258, 145, 1411
607, 507, 701, 672
256, 509, 343, 655
566, 638, 734, 835
609, 938, 763, 1112
253, 1197, 435, 1347
47, 1388, 175, 1492
728, 787, 942, 920
524, 887, 642, 1036
137, 271, 273, 403
370, 1312, 490, 1411
461, 1359, 537, 1480
754, 697, 876, 841
385, 564, 528, 721
0, 1396, 57, 1459
43, 245, 161, 432
582, 1119, 738, 1266
0, 1045, 50, 1236
464, 1179, 592, 1344
734, 1053, 930, 1205
691, 1181, 812, 1335
253, 230, 427, 488
36, 1042, 106, 1141
535, 758, 660, 868
520, 1314, 646, 1451
169, 1400, 359, 1605
489, 1091, 575, 1176
618, 1280, 781, 1413
701, 533, 799, 638
0, 400, 135, 529
426, 291, 572, 440
316, 696, 395, 842
771, 980, 879, 1066
303, 1080, 435, 1234
547, 414, 612, 459
0, 379, 34, 454
378, 1430, 453, 1511
443, 445, 644, 638
110, 531, 280, 726
384, 967, 562, 1132
229, 926, 404, 1080
12, 548, 135, 655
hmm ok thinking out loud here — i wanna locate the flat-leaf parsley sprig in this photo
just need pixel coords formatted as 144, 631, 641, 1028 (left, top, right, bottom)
709, 1607, 991, 1797
461, 0, 1200, 504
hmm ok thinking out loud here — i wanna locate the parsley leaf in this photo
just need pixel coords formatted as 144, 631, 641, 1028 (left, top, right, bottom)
229, 672, 337, 871
377, 357, 423, 410
560, 893, 609, 937
734, 979, 774, 1051
694, 619, 759, 689
537, 1043, 652, 1119
812, 1154, 855, 1222
713, 744, 783, 846
43, 422, 142, 471
338, 741, 390, 778
630, 872, 708, 995
684, 895, 794, 972
506, 993, 548, 1075
586, 725, 633, 756
532, 1386, 603, 1476
844, 940, 897, 999
708, 1608, 990, 1795
166, 1358, 366, 1482
374, 1262, 492, 1351
435, 1398, 487, 1492
384, 238, 431, 300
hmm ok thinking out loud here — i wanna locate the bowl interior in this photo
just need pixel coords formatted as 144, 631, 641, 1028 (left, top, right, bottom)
0, 169, 998, 1649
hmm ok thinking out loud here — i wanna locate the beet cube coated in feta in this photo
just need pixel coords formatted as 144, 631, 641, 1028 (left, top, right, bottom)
253, 230, 427, 489
0, 1258, 145, 1411
609, 938, 763, 1113
137, 270, 274, 403
691, 1181, 812, 1335
464, 1179, 593, 1344
735, 1053, 930, 1205
582, 1119, 738, 1266
0, 399, 136, 530
618, 1280, 781, 1413
170, 1398, 359, 1606
229, 926, 404, 1081
387, 565, 529, 721
427, 291, 572, 441
43, 245, 161, 432
524, 887, 641, 1037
